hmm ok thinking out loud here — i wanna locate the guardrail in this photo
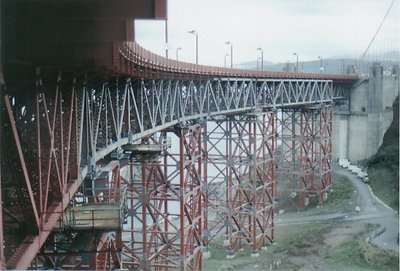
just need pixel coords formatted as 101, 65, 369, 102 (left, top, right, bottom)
117, 41, 359, 84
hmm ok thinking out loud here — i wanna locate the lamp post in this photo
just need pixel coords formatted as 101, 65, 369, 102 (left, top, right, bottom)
188, 29, 198, 64
257, 48, 263, 71
225, 41, 233, 68
341, 59, 345, 74
285, 60, 291, 72
318, 56, 323, 73
293, 52, 299, 72
224, 54, 229, 68
176, 47, 182, 61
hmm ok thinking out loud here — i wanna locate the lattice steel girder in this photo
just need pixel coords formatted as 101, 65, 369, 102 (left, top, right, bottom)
204, 112, 276, 256
120, 124, 204, 271
35, 77, 333, 171
278, 105, 332, 208
1, 69, 333, 269
1, 70, 84, 269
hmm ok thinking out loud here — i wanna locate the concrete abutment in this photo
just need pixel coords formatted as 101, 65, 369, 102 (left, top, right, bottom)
333, 63, 399, 161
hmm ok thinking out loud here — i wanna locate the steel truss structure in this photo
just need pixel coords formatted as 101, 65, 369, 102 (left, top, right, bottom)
118, 42, 358, 85
204, 112, 276, 257
278, 105, 332, 209
1, 68, 335, 269
120, 124, 204, 270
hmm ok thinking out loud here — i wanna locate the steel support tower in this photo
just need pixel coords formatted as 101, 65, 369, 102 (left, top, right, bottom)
204, 111, 276, 257
278, 105, 332, 209
120, 123, 204, 270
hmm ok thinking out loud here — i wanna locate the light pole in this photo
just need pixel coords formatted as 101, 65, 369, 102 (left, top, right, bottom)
293, 52, 299, 72
285, 60, 291, 72
225, 41, 233, 68
257, 48, 263, 71
188, 29, 198, 64
176, 47, 182, 61
318, 56, 323, 73
341, 59, 345, 74
224, 54, 229, 68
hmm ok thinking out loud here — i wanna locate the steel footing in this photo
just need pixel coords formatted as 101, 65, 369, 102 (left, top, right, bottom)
203, 112, 276, 257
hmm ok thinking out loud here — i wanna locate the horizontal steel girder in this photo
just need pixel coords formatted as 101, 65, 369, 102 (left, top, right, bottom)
2, 71, 333, 269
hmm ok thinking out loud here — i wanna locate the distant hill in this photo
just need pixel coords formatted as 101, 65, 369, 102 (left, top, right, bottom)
235, 52, 400, 75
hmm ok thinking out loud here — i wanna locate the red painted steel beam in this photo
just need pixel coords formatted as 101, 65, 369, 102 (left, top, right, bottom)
4, 96, 40, 230
10, 172, 86, 270
0, 172, 4, 270
0, 5, 3, 265
0, 76, 5, 270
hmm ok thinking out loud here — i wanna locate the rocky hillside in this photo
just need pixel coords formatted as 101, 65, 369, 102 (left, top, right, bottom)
366, 95, 399, 210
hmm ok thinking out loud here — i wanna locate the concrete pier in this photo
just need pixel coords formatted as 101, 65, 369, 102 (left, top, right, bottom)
333, 63, 399, 161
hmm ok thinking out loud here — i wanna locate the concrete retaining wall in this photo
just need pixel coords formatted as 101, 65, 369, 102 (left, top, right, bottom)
333, 63, 399, 161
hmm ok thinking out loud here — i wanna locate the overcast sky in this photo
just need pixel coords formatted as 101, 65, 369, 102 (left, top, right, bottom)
135, 0, 399, 67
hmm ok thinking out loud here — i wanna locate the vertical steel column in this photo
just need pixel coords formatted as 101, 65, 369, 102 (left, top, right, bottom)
0, 73, 5, 269
202, 123, 210, 259
0, 1, 2, 263
177, 123, 203, 270
315, 105, 332, 202
122, 148, 165, 270
256, 112, 276, 248
279, 109, 300, 208
299, 109, 316, 206
92, 233, 112, 270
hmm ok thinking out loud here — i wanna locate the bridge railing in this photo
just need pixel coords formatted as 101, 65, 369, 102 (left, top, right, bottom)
117, 41, 359, 83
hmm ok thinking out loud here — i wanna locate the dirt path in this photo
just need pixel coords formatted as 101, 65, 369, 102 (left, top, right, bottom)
276, 165, 399, 253
334, 165, 399, 252
203, 166, 399, 270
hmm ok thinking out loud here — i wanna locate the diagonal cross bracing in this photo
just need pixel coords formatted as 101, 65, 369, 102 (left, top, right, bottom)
120, 124, 204, 270
204, 112, 276, 257
1, 71, 333, 269
277, 105, 332, 209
